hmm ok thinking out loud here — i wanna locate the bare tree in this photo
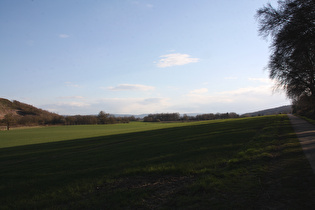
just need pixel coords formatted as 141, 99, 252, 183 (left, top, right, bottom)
256, 0, 315, 116
3, 114, 15, 130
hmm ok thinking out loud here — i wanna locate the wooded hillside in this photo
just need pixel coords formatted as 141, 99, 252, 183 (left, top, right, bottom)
0, 98, 136, 127
0, 98, 64, 126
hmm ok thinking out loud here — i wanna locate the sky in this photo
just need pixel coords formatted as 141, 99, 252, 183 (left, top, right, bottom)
0, 0, 290, 115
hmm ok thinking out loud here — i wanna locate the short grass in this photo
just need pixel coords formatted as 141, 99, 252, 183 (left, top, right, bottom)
298, 115, 315, 125
1, 115, 315, 209
0, 121, 193, 148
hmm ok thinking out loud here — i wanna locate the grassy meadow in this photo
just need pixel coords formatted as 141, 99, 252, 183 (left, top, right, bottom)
0, 121, 194, 149
1, 115, 315, 209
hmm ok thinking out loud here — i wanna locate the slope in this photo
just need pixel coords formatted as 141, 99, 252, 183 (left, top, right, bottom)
0, 98, 63, 125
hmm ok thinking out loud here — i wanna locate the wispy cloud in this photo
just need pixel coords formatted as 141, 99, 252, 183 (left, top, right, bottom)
139, 98, 165, 105
189, 88, 208, 94
156, 53, 200, 68
106, 84, 155, 91
51, 96, 89, 111
224, 76, 238, 80
61, 101, 90, 107
42, 97, 172, 115
42, 83, 288, 115
185, 85, 276, 105
65, 82, 80, 88
219, 85, 272, 96
182, 84, 288, 114
43, 101, 90, 111
95, 97, 170, 114
59, 34, 70, 38
58, 96, 84, 100
248, 77, 271, 83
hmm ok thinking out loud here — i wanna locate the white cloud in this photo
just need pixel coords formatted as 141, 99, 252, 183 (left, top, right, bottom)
189, 88, 208, 94
63, 101, 90, 107
58, 96, 84, 100
89, 97, 171, 114
156, 53, 200, 68
65, 82, 80, 88
106, 84, 155, 91
41, 100, 90, 114
182, 84, 289, 114
139, 98, 165, 105
41, 85, 289, 115
42, 82, 288, 115
219, 85, 272, 96
248, 77, 271, 83
224, 76, 238, 80
59, 34, 70, 38
42, 97, 171, 115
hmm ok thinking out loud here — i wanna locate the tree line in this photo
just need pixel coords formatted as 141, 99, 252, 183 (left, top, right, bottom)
64, 111, 137, 125
0, 111, 138, 129
143, 112, 239, 122
194, 112, 239, 120
1, 110, 241, 129
143, 113, 180, 122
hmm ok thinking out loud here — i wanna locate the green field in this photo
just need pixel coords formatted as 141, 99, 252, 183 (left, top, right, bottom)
1, 115, 315, 209
0, 121, 194, 149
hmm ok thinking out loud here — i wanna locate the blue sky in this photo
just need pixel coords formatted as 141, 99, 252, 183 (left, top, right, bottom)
1, 0, 289, 115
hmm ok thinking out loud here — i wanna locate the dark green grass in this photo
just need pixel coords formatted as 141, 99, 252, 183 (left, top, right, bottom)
1, 115, 315, 209
298, 115, 315, 125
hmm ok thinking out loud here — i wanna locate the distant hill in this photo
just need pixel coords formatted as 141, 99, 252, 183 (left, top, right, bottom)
0, 98, 62, 122
242, 105, 292, 117
0, 98, 292, 123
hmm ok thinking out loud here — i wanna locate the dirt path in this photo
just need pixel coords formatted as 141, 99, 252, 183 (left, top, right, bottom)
288, 114, 315, 173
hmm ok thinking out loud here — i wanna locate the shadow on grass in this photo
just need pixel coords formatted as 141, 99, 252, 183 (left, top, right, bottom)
1, 115, 315, 209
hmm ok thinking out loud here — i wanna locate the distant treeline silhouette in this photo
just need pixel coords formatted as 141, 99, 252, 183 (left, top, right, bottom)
0, 112, 138, 128
1, 99, 241, 128
64, 111, 137, 125
143, 112, 239, 122
0, 101, 139, 128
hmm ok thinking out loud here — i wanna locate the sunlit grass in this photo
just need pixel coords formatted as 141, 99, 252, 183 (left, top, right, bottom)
0, 121, 200, 148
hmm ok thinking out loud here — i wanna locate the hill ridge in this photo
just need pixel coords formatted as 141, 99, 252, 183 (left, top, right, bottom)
0, 98, 64, 127
242, 105, 292, 117
0, 98, 55, 119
